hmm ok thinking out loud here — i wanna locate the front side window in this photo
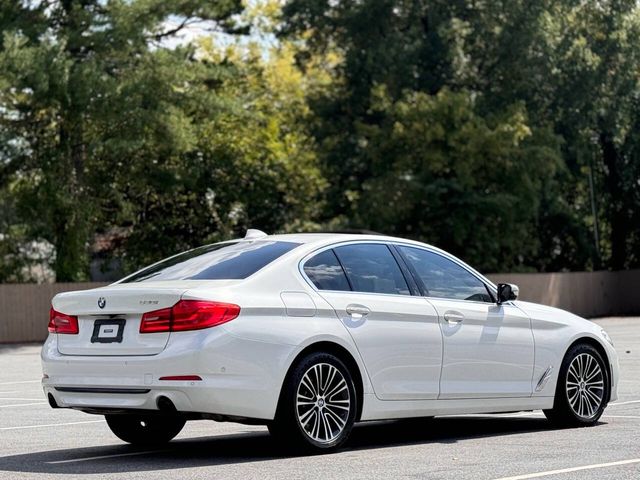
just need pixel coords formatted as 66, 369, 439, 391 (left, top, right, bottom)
303, 249, 351, 291
122, 241, 300, 282
334, 244, 410, 296
398, 246, 493, 302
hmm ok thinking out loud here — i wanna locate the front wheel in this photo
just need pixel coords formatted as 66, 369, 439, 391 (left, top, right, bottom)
270, 352, 357, 452
544, 343, 610, 427
105, 414, 186, 445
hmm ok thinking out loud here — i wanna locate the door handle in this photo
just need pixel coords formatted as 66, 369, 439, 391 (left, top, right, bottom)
346, 304, 370, 317
444, 311, 464, 324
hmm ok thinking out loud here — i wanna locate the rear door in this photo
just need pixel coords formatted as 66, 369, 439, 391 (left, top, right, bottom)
397, 245, 535, 399
304, 243, 443, 400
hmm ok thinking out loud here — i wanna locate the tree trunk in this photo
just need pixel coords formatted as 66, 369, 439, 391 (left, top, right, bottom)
52, 4, 90, 282
599, 130, 628, 270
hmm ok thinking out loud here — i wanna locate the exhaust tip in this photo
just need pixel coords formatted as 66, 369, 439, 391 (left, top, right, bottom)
47, 393, 59, 409
157, 396, 177, 413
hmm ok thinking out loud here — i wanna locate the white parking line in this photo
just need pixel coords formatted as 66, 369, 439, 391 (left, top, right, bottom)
493, 458, 640, 480
610, 399, 640, 407
0, 402, 47, 408
0, 380, 40, 386
0, 420, 105, 431
0, 397, 45, 401
48, 450, 167, 464
603, 414, 640, 419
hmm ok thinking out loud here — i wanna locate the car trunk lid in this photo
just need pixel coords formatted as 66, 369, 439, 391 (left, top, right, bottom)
53, 281, 237, 356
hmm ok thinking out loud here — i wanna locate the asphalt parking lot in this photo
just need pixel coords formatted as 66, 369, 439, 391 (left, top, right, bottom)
0, 317, 638, 480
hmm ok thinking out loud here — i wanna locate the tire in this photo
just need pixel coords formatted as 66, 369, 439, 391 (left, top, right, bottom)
105, 414, 186, 445
270, 352, 358, 452
544, 343, 610, 427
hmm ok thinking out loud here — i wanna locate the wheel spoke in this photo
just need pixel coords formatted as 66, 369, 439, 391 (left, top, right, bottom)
320, 411, 330, 441
585, 393, 595, 416
568, 364, 580, 381
324, 411, 339, 433
311, 410, 321, 439
314, 365, 322, 397
583, 355, 592, 379
299, 406, 316, 425
324, 406, 347, 428
584, 387, 602, 407
585, 368, 601, 383
568, 389, 579, 406
323, 366, 337, 394
585, 356, 598, 380
325, 378, 347, 399
302, 376, 317, 397
297, 390, 314, 400
326, 402, 350, 411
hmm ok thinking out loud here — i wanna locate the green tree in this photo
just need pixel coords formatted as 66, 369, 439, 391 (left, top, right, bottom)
549, 0, 640, 269
0, 1, 247, 280
281, 0, 567, 271
281, 0, 640, 272
0, 0, 326, 280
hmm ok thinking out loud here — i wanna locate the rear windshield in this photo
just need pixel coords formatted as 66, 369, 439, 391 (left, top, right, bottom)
121, 241, 300, 283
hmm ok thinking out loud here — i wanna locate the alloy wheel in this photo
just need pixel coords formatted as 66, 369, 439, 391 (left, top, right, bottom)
566, 352, 605, 419
296, 362, 351, 443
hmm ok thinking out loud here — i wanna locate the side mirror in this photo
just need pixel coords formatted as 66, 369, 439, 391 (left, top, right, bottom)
497, 283, 519, 304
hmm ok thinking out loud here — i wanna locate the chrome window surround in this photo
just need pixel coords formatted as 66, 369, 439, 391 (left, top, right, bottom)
298, 240, 498, 304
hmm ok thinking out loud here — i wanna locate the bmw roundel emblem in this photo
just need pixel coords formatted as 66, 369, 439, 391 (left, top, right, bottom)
98, 297, 106, 309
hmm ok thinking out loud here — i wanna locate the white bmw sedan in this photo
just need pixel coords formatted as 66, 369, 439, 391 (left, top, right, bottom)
42, 231, 619, 451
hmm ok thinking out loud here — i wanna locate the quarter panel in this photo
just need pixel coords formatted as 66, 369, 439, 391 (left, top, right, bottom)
515, 301, 619, 401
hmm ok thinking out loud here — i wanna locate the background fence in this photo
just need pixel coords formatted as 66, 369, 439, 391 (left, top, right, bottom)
1, 270, 639, 343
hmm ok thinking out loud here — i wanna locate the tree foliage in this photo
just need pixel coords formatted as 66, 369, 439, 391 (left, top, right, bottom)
1, 0, 640, 281
0, 0, 325, 281
281, 0, 640, 272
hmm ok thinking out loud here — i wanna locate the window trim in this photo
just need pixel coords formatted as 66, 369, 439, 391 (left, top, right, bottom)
299, 240, 497, 303
395, 244, 497, 304
299, 241, 418, 298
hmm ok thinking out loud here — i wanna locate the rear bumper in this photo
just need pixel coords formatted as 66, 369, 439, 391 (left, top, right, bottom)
41, 327, 296, 421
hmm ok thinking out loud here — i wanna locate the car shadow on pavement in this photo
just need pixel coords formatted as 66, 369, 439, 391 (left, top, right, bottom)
0, 416, 585, 475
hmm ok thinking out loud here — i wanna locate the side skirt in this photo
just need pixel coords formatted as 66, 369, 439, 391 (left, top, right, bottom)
360, 394, 554, 421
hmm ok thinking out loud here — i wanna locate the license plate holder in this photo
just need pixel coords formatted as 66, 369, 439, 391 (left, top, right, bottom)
91, 319, 125, 344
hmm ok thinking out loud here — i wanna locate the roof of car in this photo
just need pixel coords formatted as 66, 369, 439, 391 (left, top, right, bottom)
247, 232, 427, 248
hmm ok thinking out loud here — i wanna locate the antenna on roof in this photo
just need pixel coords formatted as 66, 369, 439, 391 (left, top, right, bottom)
244, 229, 268, 240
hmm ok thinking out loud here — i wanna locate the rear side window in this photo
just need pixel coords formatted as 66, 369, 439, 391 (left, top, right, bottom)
122, 241, 300, 282
398, 246, 493, 302
303, 250, 351, 291
334, 244, 410, 296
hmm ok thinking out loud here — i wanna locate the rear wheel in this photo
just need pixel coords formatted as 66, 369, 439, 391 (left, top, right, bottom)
270, 352, 357, 452
105, 414, 186, 445
544, 343, 609, 427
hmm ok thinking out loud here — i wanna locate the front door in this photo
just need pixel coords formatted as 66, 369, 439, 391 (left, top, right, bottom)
396, 245, 535, 399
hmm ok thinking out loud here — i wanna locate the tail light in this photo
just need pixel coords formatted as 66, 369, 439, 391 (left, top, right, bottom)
48, 308, 79, 334
140, 300, 240, 334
